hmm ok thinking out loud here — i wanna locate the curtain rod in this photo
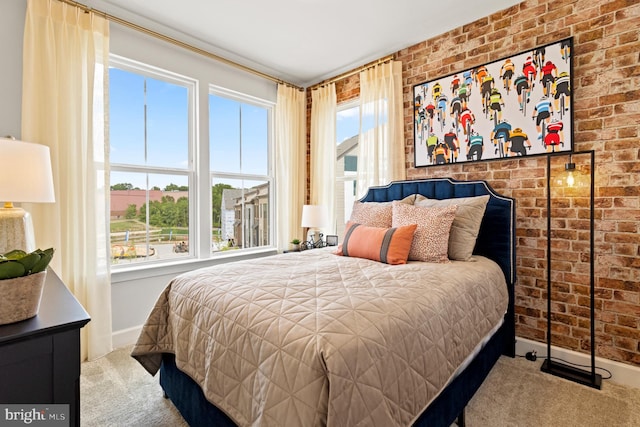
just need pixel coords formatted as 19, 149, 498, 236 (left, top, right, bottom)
56, 0, 304, 91
307, 55, 395, 91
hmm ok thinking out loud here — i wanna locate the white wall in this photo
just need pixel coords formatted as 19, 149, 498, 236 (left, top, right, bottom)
2, 2, 278, 346
0, 1, 26, 138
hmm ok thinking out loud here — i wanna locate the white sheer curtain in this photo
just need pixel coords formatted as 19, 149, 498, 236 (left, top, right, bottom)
310, 84, 337, 235
275, 84, 306, 249
22, 0, 112, 360
356, 61, 405, 198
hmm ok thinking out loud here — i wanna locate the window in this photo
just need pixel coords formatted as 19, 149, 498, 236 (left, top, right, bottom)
335, 101, 360, 238
108, 56, 195, 266
209, 87, 274, 253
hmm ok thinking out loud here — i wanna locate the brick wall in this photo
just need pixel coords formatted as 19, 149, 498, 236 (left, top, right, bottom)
313, 0, 640, 367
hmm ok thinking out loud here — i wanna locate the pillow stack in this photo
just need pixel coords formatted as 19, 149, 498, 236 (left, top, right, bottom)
334, 193, 489, 264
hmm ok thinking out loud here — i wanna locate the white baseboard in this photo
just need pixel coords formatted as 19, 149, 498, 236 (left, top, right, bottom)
112, 326, 142, 349
516, 336, 640, 390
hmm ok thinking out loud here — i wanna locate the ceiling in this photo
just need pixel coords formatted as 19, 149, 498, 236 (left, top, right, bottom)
86, 0, 521, 88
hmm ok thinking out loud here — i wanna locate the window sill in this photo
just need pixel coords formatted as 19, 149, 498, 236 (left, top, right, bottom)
111, 247, 278, 284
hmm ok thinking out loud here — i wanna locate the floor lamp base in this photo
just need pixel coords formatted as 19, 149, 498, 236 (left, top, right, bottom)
541, 359, 602, 389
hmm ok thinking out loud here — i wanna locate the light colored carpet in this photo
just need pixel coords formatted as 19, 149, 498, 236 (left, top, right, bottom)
81, 346, 640, 426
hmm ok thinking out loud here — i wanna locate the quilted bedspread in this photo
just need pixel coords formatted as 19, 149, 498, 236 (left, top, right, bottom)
132, 248, 508, 427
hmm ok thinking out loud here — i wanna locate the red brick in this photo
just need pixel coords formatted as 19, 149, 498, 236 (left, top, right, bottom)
323, 0, 640, 368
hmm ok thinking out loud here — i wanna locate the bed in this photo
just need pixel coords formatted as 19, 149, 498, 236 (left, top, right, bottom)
132, 177, 516, 427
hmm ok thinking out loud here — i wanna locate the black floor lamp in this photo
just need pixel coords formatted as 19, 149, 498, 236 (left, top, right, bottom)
540, 149, 602, 389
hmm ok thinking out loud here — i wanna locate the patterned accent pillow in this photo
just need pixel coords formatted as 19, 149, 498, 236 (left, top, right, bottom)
414, 194, 490, 261
334, 221, 417, 265
349, 194, 416, 228
392, 201, 457, 263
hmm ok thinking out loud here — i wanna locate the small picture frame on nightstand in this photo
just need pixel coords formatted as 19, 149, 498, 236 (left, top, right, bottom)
326, 235, 338, 246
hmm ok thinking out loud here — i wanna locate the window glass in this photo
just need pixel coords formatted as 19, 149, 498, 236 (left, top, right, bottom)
211, 178, 270, 252
110, 69, 189, 168
209, 95, 268, 175
210, 89, 273, 254
109, 60, 193, 266
335, 102, 360, 238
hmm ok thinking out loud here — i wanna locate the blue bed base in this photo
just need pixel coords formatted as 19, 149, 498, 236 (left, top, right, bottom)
159, 178, 516, 427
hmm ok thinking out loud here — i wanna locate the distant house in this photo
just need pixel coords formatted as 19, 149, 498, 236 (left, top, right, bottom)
221, 189, 243, 242
231, 183, 269, 248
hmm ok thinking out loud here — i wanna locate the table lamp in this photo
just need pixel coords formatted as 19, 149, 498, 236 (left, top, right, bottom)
0, 137, 56, 254
301, 204, 328, 249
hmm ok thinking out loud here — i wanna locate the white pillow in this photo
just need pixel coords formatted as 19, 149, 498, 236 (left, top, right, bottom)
414, 194, 490, 261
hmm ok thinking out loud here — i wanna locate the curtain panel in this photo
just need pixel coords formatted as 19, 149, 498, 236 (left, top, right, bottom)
275, 84, 306, 249
310, 84, 337, 236
356, 61, 405, 198
22, 0, 112, 360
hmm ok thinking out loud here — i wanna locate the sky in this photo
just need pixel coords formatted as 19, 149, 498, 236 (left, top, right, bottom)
109, 67, 268, 191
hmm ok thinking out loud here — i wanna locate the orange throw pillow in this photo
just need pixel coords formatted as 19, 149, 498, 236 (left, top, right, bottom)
334, 221, 417, 265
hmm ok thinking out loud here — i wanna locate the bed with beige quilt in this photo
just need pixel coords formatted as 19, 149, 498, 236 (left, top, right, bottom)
132, 178, 516, 427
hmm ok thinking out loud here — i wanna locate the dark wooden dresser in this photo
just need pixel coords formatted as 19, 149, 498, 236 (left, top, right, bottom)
0, 269, 90, 427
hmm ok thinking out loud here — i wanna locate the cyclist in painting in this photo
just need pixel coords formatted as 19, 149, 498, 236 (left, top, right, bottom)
500, 58, 515, 92
463, 70, 474, 96
523, 56, 537, 90
467, 130, 484, 161
450, 74, 461, 96
460, 107, 476, 141
508, 127, 532, 156
433, 141, 450, 165
426, 132, 438, 164
480, 73, 495, 114
491, 119, 512, 158
514, 73, 530, 112
544, 118, 564, 152
432, 82, 443, 103
425, 101, 436, 133
450, 95, 463, 131
458, 82, 470, 109
554, 71, 571, 114
532, 95, 553, 141
560, 39, 571, 61
443, 128, 459, 163
533, 47, 546, 69
540, 60, 558, 96
436, 93, 448, 129
489, 87, 505, 123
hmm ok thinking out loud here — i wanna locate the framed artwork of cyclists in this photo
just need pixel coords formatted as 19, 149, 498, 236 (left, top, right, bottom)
413, 37, 573, 167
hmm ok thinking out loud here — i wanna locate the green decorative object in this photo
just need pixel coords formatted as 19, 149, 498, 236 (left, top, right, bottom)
0, 248, 55, 324
0, 247, 54, 280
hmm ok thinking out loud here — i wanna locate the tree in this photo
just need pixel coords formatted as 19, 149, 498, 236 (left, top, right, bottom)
111, 183, 134, 190
164, 183, 188, 192
212, 183, 233, 227
125, 204, 137, 219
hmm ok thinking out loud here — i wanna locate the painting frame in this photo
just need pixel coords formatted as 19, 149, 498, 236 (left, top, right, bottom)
413, 37, 573, 168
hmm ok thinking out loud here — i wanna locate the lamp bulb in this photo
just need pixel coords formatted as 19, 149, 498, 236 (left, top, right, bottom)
566, 171, 575, 187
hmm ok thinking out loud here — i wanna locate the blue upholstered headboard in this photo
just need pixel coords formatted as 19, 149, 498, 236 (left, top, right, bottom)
360, 178, 516, 289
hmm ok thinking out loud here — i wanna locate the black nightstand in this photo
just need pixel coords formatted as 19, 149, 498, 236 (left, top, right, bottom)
0, 269, 90, 427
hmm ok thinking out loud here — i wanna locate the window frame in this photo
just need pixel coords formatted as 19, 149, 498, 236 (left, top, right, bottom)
209, 85, 276, 253
108, 55, 197, 270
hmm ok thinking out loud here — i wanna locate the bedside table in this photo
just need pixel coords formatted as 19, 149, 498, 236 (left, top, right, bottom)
0, 269, 90, 427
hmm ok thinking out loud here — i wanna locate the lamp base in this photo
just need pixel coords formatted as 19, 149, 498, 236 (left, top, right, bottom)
541, 359, 602, 389
0, 207, 36, 254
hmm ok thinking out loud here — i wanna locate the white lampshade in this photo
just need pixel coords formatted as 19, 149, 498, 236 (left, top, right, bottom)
0, 138, 55, 253
301, 205, 328, 228
0, 138, 55, 204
